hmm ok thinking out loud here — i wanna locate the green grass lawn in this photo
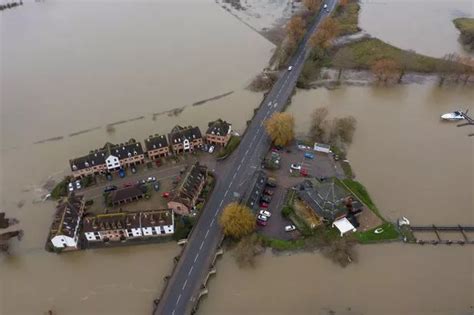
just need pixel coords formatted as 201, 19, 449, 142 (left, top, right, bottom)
216, 135, 241, 158
338, 178, 381, 217
453, 18, 474, 33
330, 38, 460, 73
355, 222, 400, 243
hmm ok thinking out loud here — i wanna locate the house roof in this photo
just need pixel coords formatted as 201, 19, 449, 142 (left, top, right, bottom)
109, 184, 147, 204
332, 217, 356, 236
50, 194, 84, 238
206, 119, 231, 137
170, 163, 207, 208
145, 134, 169, 151
82, 209, 173, 233
295, 179, 349, 221
108, 140, 144, 160
242, 170, 267, 211
168, 125, 202, 145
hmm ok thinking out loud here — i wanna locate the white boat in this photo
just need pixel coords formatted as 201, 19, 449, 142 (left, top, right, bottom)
440, 110, 465, 121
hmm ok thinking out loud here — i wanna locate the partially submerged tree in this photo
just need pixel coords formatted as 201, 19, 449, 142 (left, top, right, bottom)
287, 16, 307, 42
331, 116, 357, 144
309, 107, 330, 142
303, 0, 322, 13
371, 58, 400, 83
233, 233, 264, 268
332, 48, 356, 81
219, 203, 255, 239
310, 17, 340, 49
264, 112, 295, 147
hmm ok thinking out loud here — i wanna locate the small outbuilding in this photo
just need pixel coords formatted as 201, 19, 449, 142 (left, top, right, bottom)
313, 143, 331, 154
332, 217, 357, 237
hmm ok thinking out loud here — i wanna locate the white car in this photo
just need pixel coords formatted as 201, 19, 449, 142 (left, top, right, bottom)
290, 163, 302, 171
323, 3, 329, 11
259, 210, 271, 217
257, 214, 268, 222
285, 225, 296, 232
147, 176, 156, 182
208, 145, 215, 153
74, 180, 82, 190
297, 144, 310, 151
288, 66, 293, 71
68, 182, 74, 192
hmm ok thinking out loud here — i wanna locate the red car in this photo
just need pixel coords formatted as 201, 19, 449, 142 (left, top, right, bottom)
123, 182, 133, 188
300, 168, 309, 177
162, 192, 170, 198
257, 219, 267, 226
264, 189, 274, 196
260, 202, 269, 208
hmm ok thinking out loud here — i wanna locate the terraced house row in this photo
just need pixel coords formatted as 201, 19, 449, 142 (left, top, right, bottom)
69, 120, 232, 179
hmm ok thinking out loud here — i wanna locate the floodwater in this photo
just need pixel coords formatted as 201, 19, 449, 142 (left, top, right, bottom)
359, 0, 474, 58
0, 0, 273, 314
200, 1, 474, 315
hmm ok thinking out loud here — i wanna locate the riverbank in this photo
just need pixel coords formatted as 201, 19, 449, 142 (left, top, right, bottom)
453, 18, 474, 52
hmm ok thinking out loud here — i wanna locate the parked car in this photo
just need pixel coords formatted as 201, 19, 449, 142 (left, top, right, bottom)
260, 195, 271, 203
147, 176, 156, 183
208, 145, 215, 154
68, 182, 74, 192
131, 166, 137, 174
288, 65, 293, 71
257, 214, 268, 226
300, 168, 309, 177
264, 189, 274, 196
155, 159, 162, 167
304, 152, 315, 159
118, 169, 126, 178
285, 225, 296, 232
260, 202, 269, 208
297, 144, 310, 151
104, 185, 118, 193
153, 182, 160, 191
162, 192, 170, 198
123, 182, 133, 188
290, 163, 302, 171
106, 173, 113, 181
74, 180, 82, 190
266, 178, 277, 188
137, 179, 146, 185
259, 210, 271, 217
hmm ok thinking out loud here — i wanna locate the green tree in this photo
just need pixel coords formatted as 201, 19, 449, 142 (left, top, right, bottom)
219, 203, 255, 239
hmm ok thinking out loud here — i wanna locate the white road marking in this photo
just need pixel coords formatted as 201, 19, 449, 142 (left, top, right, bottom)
211, 217, 215, 226
182, 279, 188, 290
219, 200, 223, 207
237, 163, 241, 171
172, 310, 175, 315
188, 266, 194, 275
176, 294, 182, 305
200, 240, 204, 250
232, 173, 237, 180
205, 229, 209, 238
194, 252, 199, 263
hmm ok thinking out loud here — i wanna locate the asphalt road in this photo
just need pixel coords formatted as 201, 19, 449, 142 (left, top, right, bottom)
154, 2, 338, 314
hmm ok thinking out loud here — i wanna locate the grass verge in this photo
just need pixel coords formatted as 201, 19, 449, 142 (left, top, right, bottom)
354, 222, 400, 243
332, 0, 360, 36
216, 135, 241, 159
339, 178, 381, 218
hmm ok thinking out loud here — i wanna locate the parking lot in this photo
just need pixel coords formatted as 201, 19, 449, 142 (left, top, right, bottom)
256, 142, 346, 240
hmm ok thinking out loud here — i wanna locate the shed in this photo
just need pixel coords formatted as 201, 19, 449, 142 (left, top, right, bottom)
332, 217, 357, 236
313, 143, 331, 154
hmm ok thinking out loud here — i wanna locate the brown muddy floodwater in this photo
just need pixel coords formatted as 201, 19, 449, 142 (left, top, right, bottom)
0, 0, 273, 314
359, 0, 474, 58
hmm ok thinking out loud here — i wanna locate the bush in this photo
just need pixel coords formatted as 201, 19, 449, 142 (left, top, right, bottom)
217, 135, 241, 158
233, 234, 264, 268
281, 206, 293, 218
173, 216, 194, 241
50, 177, 70, 200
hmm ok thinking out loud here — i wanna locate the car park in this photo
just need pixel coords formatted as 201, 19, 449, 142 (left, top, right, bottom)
104, 185, 117, 193
304, 152, 315, 159
285, 225, 296, 232
260, 195, 271, 203
259, 210, 271, 217
147, 176, 156, 182
290, 163, 302, 171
